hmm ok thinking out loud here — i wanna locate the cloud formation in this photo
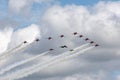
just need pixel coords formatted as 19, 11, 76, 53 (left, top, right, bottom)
0, 24, 40, 67
42, 1, 120, 46
30, 1, 120, 80
0, 28, 13, 54
1, 1, 120, 80
9, 0, 53, 14
9, 24, 40, 47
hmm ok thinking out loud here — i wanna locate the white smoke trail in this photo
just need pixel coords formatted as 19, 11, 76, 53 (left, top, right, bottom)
0, 43, 90, 80
0, 43, 23, 58
9, 46, 94, 80
0, 51, 49, 75
57, 46, 94, 63
0, 41, 35, 61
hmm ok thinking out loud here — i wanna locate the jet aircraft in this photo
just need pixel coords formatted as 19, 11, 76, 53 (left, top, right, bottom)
49, 49, 54, 51
73, 32, 78, 35
48, 37, 52, 40
90, 41, 94, 44
60, 35, 64, 38
79, 35, 83, 38
60, 45, 68, 48
95, 44, 99, 47
36, 39, 40, 42
85, 38, 89, 41
69, 49, 74, 51
24, 41, 27, 43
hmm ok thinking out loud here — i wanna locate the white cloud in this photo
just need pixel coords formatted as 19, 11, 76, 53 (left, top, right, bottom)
9, 24, 40, 47
2, 1, 120, 80
26, 1, 120, 79
0, 28, 13, 66
9, 0, 53, 13
0, 24, 40, 67
9, 0, 29, 13
63, 71, 109, 80
0, 28, 13, 54
42, 1, 120, 46
117, 75, 120, 80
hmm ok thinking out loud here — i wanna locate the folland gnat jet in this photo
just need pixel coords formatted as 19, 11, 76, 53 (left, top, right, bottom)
24, 41, 27, 44
73, 32, 78, 35
69, 49, 74, 52
60, 45, 68, 48
36, 39, 40, 42
79, 35, 83, 38
60, 35, 64, 38
85, 38, 89, 41
48, 37, 52, 40
95, 44, 99, 47
90, 41, 94, 44
49, 49, 54, 51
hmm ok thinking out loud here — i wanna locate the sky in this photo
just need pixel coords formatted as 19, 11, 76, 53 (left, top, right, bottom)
0, 0, 120, 80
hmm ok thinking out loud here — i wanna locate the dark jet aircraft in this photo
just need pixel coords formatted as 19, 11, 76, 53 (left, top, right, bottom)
36, 39, 39, 42
49, 49, 54, 51
24, 41, 27, 43
60, 45, 68, 48
69, 49, 74, 51
79, 35, 83, 38
73, 32, 78, 35
48, 37, 52, 40
85, 38, 89, 41
60, 35, 64, 38
95, 44, 99, 47
90, 41, 94, 44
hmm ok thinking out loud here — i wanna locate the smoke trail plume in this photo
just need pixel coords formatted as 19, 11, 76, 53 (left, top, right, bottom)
9, 46, 94, 80
0, 43, 24, 61
0, 51, 49, 75
0, 40, 35, 61
0, 44, 91, 80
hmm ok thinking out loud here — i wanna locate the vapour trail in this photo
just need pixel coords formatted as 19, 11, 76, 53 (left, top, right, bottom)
0, 43, 90, 80
0, 41, 35, 61
9, 46, 94, 80
0, 51, 49, 75
0, 43, 23, 58
0, 43, 25, 62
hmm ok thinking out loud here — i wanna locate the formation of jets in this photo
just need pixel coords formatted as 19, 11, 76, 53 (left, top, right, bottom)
23, 39, 40, 44
23, 32, 99, 51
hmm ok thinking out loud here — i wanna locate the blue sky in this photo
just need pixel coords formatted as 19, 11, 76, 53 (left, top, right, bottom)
60, 0, 99, 6
60, 0, 120, 6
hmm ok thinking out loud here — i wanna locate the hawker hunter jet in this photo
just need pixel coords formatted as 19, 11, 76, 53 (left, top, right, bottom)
60, 45, 68, 48
73, 32, 78, 35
